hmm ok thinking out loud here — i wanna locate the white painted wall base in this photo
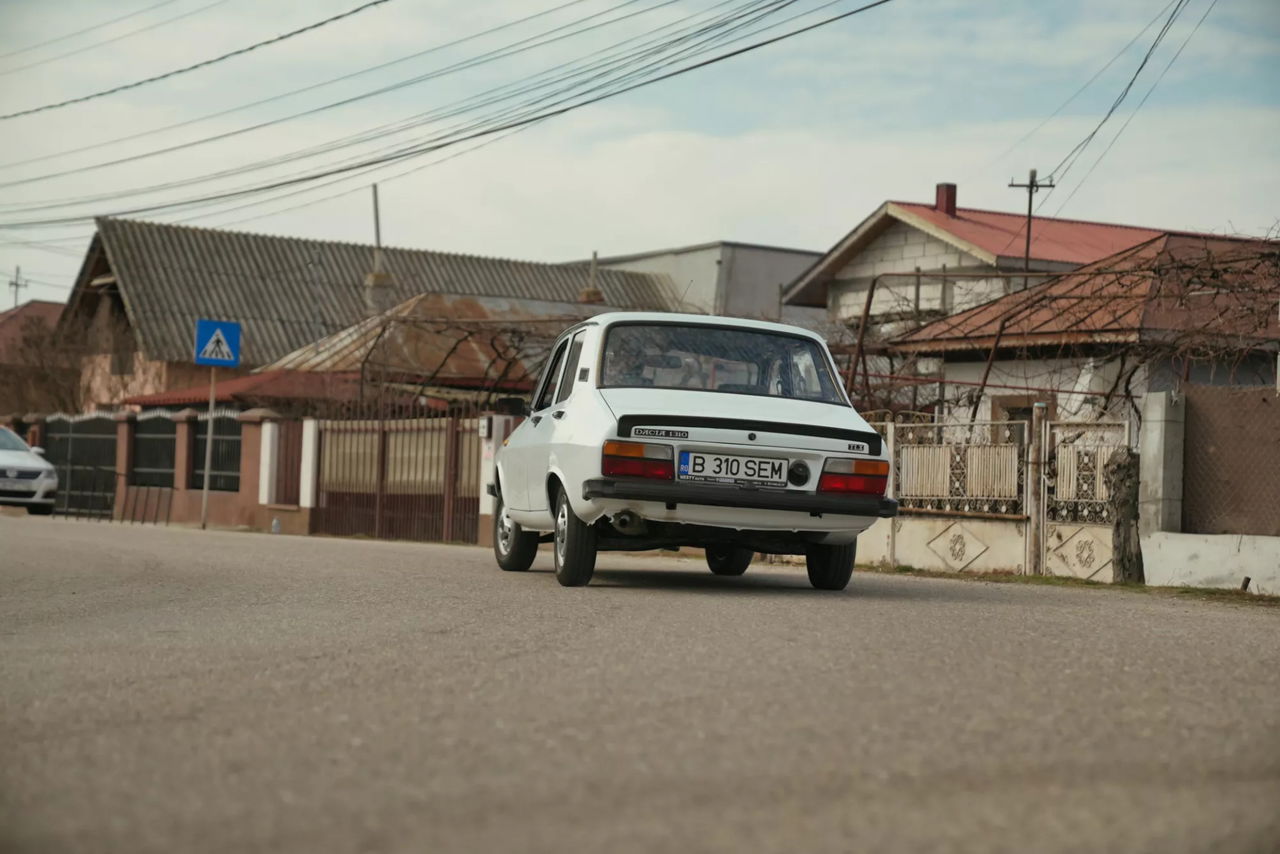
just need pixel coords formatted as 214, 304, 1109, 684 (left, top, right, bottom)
856, 515, 1026, 574
1141, 532, 1280, 596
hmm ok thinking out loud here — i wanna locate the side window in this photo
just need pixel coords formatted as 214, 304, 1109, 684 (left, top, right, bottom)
555, 334, 585, 404
534, 340, 568, 412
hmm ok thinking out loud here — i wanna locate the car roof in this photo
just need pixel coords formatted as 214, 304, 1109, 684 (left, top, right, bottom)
582, 311, 827, 341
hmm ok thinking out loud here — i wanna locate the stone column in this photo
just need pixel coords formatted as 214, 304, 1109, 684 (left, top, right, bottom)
1138, 391, 1185, 536
235, 410, 279, 520
299, 419, 319, 509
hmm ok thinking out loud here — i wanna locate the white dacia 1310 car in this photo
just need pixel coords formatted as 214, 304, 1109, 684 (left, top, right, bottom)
491, 312, 898, 589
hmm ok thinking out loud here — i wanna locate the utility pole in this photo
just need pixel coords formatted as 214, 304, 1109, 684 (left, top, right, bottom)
8, 265, 26, 308
1008, 169, 1054, 290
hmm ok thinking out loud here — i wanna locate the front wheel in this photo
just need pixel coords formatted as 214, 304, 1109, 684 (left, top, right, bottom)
553, 489, 597, 587
705, 545, 753, 576
494, 490, 538, 572
806, 541, 856, 591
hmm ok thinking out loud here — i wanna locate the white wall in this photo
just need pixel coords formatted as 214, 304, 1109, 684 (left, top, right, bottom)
942, 357, 1141, 426
600, 243, 822, 320
598, 246, 724, 314
1142, 532, 1280, 596
829, 221, 993, 321
858, 516, 1027, 573
720, 245, 821, 319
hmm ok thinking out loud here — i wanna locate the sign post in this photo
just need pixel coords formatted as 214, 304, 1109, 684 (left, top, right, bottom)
193, 319, 242, 530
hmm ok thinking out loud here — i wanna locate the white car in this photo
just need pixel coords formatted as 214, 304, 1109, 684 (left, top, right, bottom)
491, 313, 897, 589
0, 427, 58, 515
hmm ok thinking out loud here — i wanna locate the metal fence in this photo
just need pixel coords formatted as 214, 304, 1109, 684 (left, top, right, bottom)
1182, 384, 1280, 536
43, 413, 118, 518
870, 420, 1029, 518
1044, 421, 1129, 525
131, 412, 176, 487
190, 411, 242, 492
312, 402, 481, 543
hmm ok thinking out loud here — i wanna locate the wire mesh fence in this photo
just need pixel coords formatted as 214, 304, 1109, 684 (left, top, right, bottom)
1182, 384, 1280, 536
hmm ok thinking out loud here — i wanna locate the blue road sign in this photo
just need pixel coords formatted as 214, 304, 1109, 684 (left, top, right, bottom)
194, 319, 242, 367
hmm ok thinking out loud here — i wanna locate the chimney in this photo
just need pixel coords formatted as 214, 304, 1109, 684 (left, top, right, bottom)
578, 250, 604, 304
935, 182, 957, 217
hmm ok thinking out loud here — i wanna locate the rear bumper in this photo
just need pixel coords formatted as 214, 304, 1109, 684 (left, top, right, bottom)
582, 478, 897, 518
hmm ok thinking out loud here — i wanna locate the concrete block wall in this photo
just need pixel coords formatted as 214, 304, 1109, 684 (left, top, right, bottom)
829, 221, 991, 321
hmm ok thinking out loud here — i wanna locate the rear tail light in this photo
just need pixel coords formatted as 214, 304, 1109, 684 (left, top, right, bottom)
602, 440, 674, 480
818, 458, 889, 496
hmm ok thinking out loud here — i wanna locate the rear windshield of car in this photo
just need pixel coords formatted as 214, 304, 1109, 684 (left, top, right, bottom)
600, 323, 846, 405
0, 427, 29, 452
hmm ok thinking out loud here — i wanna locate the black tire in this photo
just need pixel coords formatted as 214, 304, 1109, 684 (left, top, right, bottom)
705, 545, 753, 576
493, 489, 538, 572
552, 488, 597, 587
806, 541, 857, 591
27, 505, 54, 516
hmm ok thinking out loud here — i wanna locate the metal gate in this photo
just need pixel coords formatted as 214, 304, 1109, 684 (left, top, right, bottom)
311, 405, 481, 543
44, 413, 118, 518
1042, 421, 1130, 581
118, 411, 175, 524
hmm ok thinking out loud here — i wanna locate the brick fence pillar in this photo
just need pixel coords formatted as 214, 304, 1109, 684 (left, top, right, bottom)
172, 409, 199, 493
112, 411, 136, 521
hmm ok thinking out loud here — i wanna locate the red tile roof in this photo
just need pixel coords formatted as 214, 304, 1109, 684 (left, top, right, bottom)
894, 235, 1280, 353
892, 202, 1165, 266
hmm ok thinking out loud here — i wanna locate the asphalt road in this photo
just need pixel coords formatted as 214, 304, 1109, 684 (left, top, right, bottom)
2, 517, 1278, 854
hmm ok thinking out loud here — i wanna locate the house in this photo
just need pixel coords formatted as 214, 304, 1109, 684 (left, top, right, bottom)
890, 233, 1280, 425
783, 182, 1167, 326
590, 240, 824, 324
58, 217, 677, 409
0, 299, 72, 413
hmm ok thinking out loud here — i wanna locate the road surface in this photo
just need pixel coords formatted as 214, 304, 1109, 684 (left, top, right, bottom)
2, 516, 1278, 853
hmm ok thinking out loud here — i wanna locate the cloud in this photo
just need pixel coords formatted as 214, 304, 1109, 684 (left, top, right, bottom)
0, 0, 1276, 305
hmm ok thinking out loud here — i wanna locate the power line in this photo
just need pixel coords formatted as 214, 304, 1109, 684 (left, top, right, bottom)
0, 0, 397, 121
0, 0, 184, 61
1044, 0, 1191, 187
0, 0, 768, 211
0, 0, 235, 78
985, 0, 1179, 167
0, 0, 666, 190
1051, 0, 1219, 216
0, 0, 896, 230
0, 0, 600, 172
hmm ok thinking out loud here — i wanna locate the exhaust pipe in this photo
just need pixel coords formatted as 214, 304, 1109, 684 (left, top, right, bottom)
612, 511, 646, 536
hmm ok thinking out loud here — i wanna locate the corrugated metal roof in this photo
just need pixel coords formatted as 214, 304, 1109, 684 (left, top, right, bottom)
784, 194, 1175, 307
264, 291, 609, 388
893, 235, 1280, 353
892, 202, 1165, 266
123, 370, 365, 407
92, 217, 676, 367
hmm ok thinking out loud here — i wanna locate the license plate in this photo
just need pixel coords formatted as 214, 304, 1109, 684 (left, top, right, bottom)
0, 479, 29, 491
678, 452, 786, 486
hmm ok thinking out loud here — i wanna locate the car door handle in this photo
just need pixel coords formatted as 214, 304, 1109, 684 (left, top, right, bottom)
551, 410, 565, 420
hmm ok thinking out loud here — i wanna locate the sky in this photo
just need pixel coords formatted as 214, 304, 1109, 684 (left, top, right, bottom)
0, 0, 1277, 307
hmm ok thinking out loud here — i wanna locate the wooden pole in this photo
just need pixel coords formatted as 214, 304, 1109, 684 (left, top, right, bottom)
200, 366, 216, 530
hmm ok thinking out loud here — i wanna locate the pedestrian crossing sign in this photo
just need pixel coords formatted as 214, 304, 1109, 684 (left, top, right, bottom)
194, 319, 241, 367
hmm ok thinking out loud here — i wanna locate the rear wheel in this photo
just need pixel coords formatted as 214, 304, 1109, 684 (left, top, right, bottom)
806, 541, 856, 591
494, 489, 538, 572
553, 488, 597, 587
705, 545, 753, 576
